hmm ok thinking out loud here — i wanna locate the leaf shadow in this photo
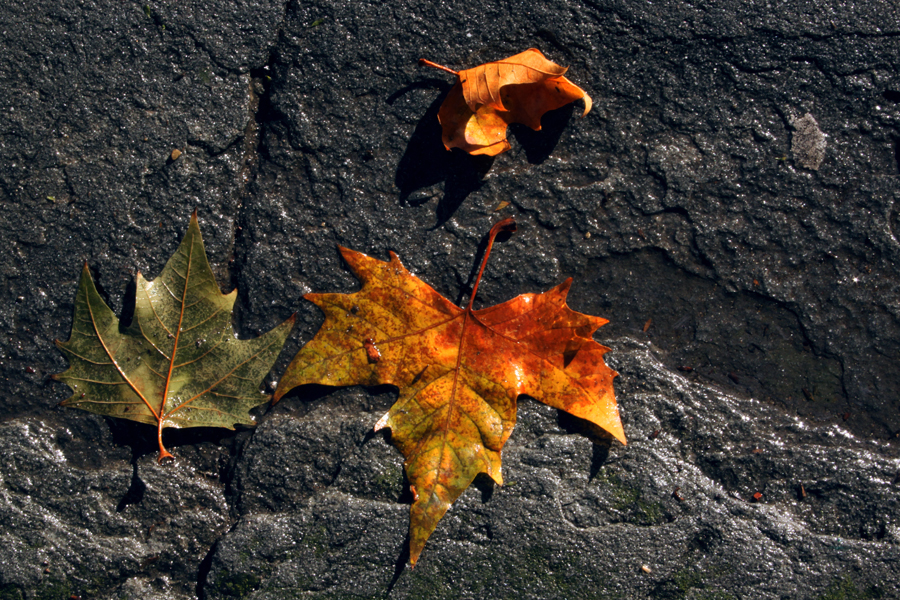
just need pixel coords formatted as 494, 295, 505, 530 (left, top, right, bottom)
454, 223, 517, 307
471, 473, 495, 503
393, 82, 494, 228
556, 410, 614, 480
106, 419, 159, 460
270, 383, 350, 416
106, 417, 245, 463
385, 530, 411, 598
507, 102, 577, 164
120, 279, 137, 329
116, 461, 146, 512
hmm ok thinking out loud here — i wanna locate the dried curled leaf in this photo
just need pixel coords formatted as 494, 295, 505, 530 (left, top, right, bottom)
54, 213, 294, 462
274, 218, 624, 565
421, 49, 592, 156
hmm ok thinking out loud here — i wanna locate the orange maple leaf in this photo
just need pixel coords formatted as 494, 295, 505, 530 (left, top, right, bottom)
420, 49, 592, 156
274, 218, 624, 565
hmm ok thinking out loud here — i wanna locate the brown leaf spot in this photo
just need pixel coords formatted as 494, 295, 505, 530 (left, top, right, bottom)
363, 339, 381, 363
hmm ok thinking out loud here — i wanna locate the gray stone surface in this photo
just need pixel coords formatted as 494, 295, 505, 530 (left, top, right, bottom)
1, 0, 899, 598
204, 339, 900, 599
0, 417, 230, 599
790, 113, 827, 171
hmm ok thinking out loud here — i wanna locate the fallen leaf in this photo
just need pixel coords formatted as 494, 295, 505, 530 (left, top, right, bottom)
274, 217, 624, 565
420, 49, 592, 156
54, 212, 294, 462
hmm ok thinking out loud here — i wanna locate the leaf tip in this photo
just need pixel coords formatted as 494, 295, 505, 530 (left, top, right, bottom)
188, 210, 203, 236
337, 245, 359, 264
581, 91, 592, 117
272, 386, 286, 404
607, 408, 627, 446
373, 411, 390, 431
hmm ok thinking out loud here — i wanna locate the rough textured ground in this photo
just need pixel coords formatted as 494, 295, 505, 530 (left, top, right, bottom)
1, 0, 898, 598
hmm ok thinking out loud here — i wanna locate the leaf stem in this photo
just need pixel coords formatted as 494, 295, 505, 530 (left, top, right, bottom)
418, 59, 459, 77
467, 217, 517, 311
157, 435, 174, 463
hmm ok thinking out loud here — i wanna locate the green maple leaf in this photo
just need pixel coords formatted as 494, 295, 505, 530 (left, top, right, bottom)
54, 212, 294, 461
